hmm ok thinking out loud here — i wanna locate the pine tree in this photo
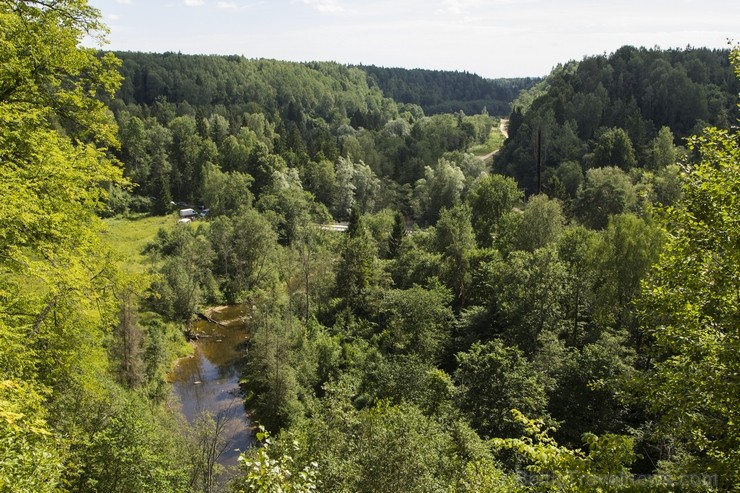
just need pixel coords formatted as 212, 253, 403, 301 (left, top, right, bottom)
387, 211, 406, 258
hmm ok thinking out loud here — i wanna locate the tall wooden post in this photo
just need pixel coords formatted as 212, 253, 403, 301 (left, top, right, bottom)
537, 127, 542, 194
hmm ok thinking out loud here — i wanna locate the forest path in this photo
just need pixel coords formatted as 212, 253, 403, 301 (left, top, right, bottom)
499, 117, 509, 139
478, 118, 509, 161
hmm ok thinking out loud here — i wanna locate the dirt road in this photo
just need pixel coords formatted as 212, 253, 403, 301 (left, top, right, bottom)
478, 118, 509, 161
499, 117, 509, 139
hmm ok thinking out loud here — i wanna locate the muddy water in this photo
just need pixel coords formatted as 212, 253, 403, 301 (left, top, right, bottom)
169, 305, 253, 468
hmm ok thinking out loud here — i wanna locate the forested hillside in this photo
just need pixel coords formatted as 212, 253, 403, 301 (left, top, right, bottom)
113, 52, 394, 128
108, 51, 502, 217
357, 65, 539, 115
2, 1, 739, 491
495, 46, 739, 195
112, 52, 534, 120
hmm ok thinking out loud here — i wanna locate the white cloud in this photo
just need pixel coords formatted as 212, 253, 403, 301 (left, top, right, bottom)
216, 1, 237, 8
184, 0, 205, 6
435, 0, 488, 15
437, 0, 462, 15
115, 0, 132, 4
302, 0, 344, 14
107, 13, 120, 20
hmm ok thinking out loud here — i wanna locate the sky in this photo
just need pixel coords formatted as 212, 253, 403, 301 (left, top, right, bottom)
87, 0, 738, 78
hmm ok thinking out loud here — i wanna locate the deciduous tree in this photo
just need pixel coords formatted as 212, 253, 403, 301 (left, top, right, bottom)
639, 86, 740, 486
0, 1, 125, 487
468, 174, 523, 247
455, 340, 549, 438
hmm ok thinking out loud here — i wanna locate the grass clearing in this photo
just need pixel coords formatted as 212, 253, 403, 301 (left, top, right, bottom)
101, 213, 175, 274
102, 215, 196, 368
469, 120, 506, 157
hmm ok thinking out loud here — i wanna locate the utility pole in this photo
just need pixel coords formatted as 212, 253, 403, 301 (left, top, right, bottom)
536, 127, 542, 194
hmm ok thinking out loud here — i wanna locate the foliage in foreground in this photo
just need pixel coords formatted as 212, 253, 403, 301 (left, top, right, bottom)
0, 2, 192, 491
639, 113, 740, 484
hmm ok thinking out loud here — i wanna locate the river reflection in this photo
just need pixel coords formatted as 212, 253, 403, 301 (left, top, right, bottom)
169, 305, 254, 469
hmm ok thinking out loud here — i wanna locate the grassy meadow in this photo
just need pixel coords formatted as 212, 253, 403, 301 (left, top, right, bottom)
101, 213, 175, 274
469, 120, 506, 157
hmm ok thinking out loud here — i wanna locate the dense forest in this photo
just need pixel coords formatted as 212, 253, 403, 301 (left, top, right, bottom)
1, 1, 739, 492
495, 46, 739, 195
107, 50, 505, 214
112, 52, 538, 119
357, 65, 539, 115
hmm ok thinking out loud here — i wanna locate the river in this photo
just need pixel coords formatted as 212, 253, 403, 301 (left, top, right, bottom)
168, 305, 254, 470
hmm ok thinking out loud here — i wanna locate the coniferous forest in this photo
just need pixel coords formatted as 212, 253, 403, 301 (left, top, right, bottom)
1, 1, 739, 492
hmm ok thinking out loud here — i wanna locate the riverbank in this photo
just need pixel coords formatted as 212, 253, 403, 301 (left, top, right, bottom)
168, 304, 254, 471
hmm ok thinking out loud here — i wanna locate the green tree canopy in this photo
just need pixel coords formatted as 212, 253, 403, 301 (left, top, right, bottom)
468, 174, 523, 247
0, 1, 159, 489
576, 166, 637, 229
639, 100, 740, 486
455, 340, 549, 438
591, 127, 638, 169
